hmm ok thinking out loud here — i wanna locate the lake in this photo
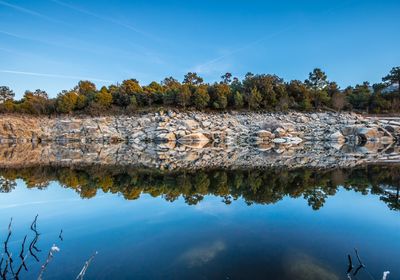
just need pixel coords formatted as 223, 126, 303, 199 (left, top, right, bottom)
0, 164, 399, 279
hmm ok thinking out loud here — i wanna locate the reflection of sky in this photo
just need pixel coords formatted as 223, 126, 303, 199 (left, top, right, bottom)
0, 180, 399, 279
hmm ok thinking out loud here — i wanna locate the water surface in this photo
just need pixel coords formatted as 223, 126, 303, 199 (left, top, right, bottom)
0, 165, 399, 279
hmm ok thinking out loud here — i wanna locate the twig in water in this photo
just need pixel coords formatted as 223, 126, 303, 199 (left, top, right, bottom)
29, 215, 41, 262
37, 244, 60, 280
354, 248, 365, 268
4, 218, 14, 277
15, 235, 29, 278
58, 229, 63, 242
75, 251, 98, 280
347, 254, 353, 273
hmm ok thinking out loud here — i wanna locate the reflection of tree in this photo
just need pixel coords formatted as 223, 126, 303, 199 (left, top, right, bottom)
1, 165, 400, 211
0, 176, 16, 193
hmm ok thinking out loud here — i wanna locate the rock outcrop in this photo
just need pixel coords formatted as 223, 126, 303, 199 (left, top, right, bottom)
1, 111, 399, 145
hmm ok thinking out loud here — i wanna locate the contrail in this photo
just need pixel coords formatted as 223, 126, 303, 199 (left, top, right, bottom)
0, 30, 105, 54
0, 70, 113, 83
191, 0, 357, 74
50, 0, 160, 41
0, 0, 64, 24
192, 24, 295, 73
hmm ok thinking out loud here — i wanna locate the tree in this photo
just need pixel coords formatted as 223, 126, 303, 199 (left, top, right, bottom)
331, 92, 346, 112
382, 66, 400, 94
305, 68, 328, 91
77, 80, 96, 95
176, 84, 191, 109
286, 80, 312, 111
233, 91, 244, 109
96, 86, 112, 107
347, 82, 371, 112
0, 86, 14, 103
121, 79, 142, 95
183, 72, 203, 86
305, 68, 330, 109
56, 90, 78, 113
221, 72, 232, 84
192, 86, 210, 109
248, 87, 262, 110
209, 83, 229, 109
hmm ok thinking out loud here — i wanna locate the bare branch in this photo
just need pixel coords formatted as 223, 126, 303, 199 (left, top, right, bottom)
75, 251, 98, 280
37, 244, 60, 280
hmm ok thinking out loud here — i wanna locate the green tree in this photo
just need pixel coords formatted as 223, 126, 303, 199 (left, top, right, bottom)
248, 87, 262, 110
382, 66, 400, 94
233, 91, 244, 109
0, 86, 14, 103
209, 83, 229, 109
347, 82, 371, 112
221, 72, 232, 84
305, 68, 330, 109
183, 72, 203, 86
176, 84, 191, 109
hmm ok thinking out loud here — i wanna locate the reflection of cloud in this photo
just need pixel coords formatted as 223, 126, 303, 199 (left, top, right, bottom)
285, 253, 339, 280
194, 200, 232, 217
179, 241, 226, 267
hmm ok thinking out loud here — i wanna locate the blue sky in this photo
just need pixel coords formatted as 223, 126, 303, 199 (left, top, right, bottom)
0, 0, 399, 98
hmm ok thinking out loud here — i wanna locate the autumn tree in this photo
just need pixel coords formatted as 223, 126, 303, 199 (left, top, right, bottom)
192, 85, 210, 109
96, 86, 112, 107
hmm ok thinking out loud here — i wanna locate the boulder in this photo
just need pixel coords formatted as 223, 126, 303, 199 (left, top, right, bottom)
180, 120, 199, 130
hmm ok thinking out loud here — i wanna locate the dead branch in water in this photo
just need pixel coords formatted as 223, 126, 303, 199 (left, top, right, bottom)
76, 251, 98, 280
37, 244, 60, 280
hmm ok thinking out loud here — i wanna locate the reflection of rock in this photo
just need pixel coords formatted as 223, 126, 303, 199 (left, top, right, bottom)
178, 133, 209, 144
328, 131, 345, 143
357, 127, 381, 141
156, 132, 176, 142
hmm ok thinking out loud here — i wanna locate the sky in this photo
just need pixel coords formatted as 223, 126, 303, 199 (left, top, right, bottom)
0, 0, 399, 99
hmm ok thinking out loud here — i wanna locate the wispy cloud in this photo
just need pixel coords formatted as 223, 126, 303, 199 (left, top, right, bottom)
191, 25, 294, 75
0, 70, 113, 83
0, 0, 64, 24
50, 0, 160, 41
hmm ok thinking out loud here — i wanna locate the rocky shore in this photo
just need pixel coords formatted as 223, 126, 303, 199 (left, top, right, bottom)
1, 111, 400, 145
0, 111, 400, 170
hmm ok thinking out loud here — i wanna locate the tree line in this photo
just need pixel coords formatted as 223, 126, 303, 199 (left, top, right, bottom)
0, 67, 399, 115
1, 165, 399, 211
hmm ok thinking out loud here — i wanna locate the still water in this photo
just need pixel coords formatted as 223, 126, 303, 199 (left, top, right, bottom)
0, 165, 399, 279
